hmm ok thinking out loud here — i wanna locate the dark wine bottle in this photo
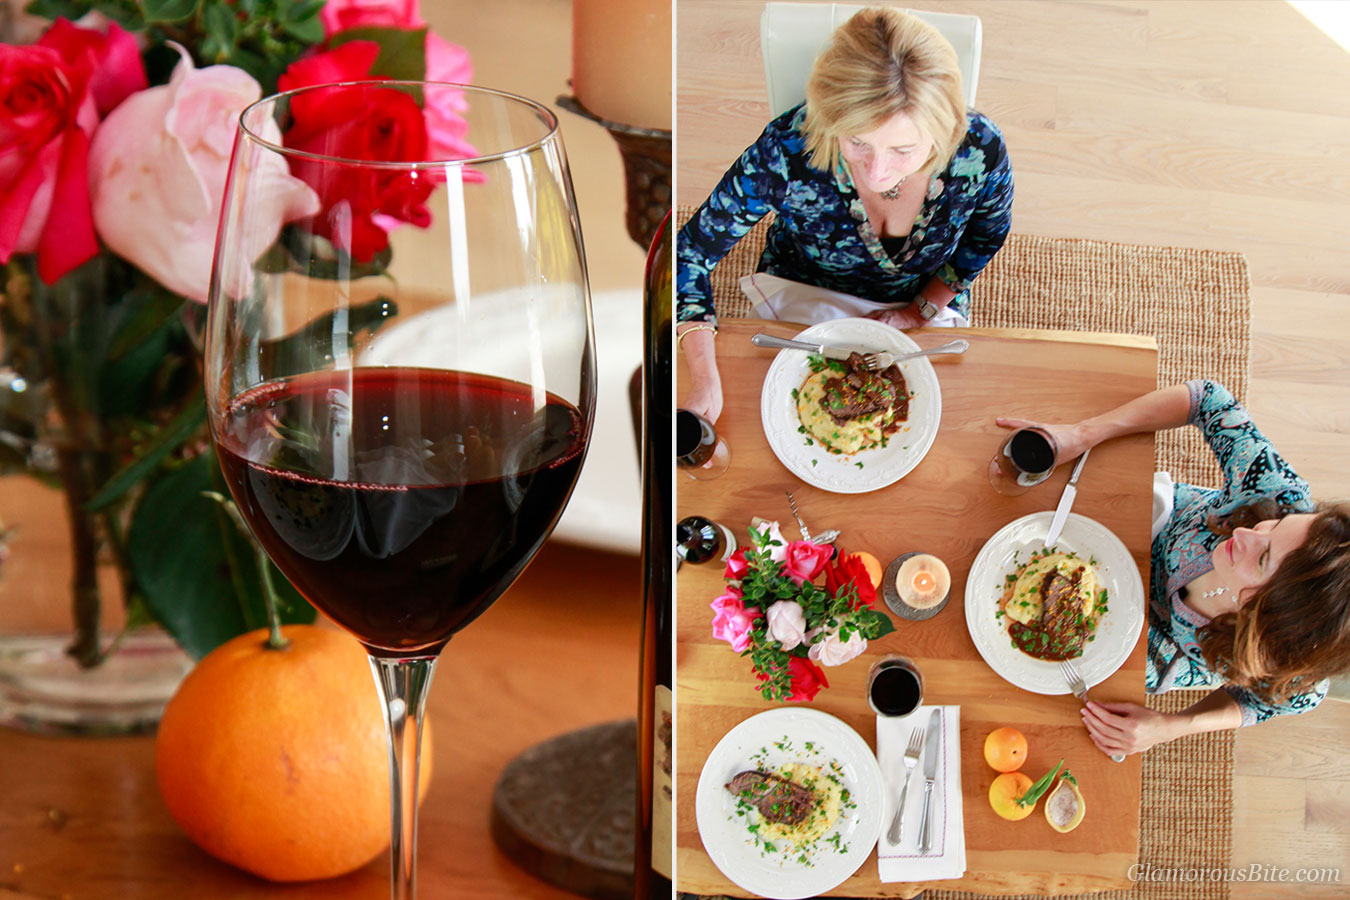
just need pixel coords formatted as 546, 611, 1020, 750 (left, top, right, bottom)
635, 212, 673, 899
675, 515, 737, 565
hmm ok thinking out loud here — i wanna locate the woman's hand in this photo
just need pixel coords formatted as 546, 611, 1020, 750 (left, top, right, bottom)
681, 376, 723, 424
994, 416, 1092, 468
1079, 700, 1178, 757
866, 305, 927, 331
678, 326, 724, 423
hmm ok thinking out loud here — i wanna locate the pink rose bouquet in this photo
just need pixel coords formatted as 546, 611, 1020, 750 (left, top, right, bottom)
0, 1, 474, 666
713, 522, 895, 702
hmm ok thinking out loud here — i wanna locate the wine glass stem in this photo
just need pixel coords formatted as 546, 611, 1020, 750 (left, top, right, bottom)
369, 654, 439, 900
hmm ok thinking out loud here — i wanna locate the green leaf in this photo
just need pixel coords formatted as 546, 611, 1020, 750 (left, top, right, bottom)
140, 0, 200, 23
128, 453, 316, 660
281, 12, 324, 43
24, 0, 94, 21
203, 2, 239, 55
106, 289, 186, 361
85, 394, 206, 512
327, 26, 427, 81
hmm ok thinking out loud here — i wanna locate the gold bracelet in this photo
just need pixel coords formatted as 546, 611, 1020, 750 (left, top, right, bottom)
677, 323, 717, 347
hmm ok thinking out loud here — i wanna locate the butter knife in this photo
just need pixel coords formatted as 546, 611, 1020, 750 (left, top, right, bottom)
916, 708, 942, 854
1044, 448, 1091, 547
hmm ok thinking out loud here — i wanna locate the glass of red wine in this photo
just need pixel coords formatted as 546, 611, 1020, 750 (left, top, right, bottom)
988, 426, 1058, 496
205, 82, 594, 899
867, 655, 924, 718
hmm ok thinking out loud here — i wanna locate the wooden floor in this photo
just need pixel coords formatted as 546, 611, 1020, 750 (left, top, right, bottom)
675, 1, 1350, 896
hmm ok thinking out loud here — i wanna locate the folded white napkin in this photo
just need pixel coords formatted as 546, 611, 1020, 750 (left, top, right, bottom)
875, 705, 966, 883
740, 273, 969, 327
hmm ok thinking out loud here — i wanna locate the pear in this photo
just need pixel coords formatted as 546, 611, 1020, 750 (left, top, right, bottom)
1044, 771, 1086, 833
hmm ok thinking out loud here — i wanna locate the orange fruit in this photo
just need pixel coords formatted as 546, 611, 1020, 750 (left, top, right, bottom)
155, 625, 433, 882
988, 771, 1035, 820
983, 726, 1028, 772
848, 551, 884, 589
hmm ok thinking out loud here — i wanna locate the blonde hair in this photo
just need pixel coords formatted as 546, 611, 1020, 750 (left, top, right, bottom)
802, 7, 967, 176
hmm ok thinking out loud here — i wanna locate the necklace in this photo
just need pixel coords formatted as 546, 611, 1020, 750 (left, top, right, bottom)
879, 175, 907, 200
1200, 585, 1239, 607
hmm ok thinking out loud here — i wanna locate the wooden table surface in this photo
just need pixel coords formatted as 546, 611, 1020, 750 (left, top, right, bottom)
676, 321, 1157, 897
0, 476, 641, 900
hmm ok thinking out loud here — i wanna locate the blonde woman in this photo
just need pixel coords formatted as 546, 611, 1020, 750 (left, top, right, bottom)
678, 7, 1013, 422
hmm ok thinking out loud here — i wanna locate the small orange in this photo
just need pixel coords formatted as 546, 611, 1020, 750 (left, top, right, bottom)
988, 771, 1035, 820
847, 551, 884, 590
155, 625, 433, 882
983, 726, 1028, 772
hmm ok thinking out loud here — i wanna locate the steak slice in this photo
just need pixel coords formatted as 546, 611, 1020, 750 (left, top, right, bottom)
822, 353, 898, 425
1040, 569, 1088, 659
725, 770, 815, 826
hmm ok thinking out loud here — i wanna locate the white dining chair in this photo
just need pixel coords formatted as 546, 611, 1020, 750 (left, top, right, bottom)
759, 2, 983, 117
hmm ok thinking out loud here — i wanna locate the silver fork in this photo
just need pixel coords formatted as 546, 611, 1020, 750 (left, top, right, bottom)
886, 726, 926, 845
1060, 660, 1126, 763
863, 338, 970, 372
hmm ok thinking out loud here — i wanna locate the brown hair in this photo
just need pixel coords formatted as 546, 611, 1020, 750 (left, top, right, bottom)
1198, 502, 1350, 703
802, 7, 967, 175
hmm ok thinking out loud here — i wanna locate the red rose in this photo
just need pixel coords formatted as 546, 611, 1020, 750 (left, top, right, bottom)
785, 657, 829, 702
278, 43, 434, 261
723, 547, 750, 580
0, 19, 145, 283
782, 540, 833, 586
826, 552, 878, 610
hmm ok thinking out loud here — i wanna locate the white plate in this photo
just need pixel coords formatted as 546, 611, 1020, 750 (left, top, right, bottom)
759, 318, 941, 493
963, 511, 1146, 695
694, 708, 884, 900
360, 288, 640, 554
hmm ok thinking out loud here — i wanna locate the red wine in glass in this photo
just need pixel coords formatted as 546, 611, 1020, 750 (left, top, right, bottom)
215, 367, 586, 654
867, 656, 924, 717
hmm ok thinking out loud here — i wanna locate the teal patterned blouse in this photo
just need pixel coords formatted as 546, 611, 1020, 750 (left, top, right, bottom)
676, 105, 1013, 326
1148, 380, 1326, 724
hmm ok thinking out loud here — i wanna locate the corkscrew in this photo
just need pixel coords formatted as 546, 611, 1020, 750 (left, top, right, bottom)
785, 491, 840, 545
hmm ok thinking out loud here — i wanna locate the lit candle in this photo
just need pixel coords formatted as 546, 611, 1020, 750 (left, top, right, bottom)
571, 0, 672, 131
896, 553, 950, 611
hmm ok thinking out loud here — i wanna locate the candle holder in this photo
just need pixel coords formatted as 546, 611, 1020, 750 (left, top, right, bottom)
557, 94, 672, 250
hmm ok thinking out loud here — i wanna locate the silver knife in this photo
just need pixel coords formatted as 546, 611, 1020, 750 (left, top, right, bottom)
916, 708, 942, 854
1044, 448, 1091, 547
750, 333, 858, 360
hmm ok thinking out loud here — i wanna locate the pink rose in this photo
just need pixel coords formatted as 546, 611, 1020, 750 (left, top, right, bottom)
320, 0, 422, 31
723, 547, 749, 580
0, 19, 144, 283
806, 626, 868, 667
757, 657, 829, 703
764, 600, 807, 651
710, 587, 760, 654
782, 540, 834, 586
88, 53, 318, 301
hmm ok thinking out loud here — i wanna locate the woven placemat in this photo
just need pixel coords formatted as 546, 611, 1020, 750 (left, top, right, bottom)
673, 206, 1252, 488
675, 205, 1247, 899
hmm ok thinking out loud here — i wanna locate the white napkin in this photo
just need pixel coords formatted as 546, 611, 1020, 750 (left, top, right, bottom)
740, 273, 969, 327
875, 705, 966, 883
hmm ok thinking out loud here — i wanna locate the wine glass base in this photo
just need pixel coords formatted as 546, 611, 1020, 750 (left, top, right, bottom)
490, 719, 638, 900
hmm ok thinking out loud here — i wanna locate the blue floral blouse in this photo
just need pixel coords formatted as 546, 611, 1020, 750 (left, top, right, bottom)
1148, 380, 1326, 725
676, 104, 1013, 326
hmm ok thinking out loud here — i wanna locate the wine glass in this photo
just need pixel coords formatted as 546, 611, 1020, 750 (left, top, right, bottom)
988, 426, 1058, 495
205, 82, 595, 898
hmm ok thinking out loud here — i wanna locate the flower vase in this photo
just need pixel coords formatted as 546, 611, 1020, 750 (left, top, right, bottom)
0, 478, 193, 736
0, 256, 201, 736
